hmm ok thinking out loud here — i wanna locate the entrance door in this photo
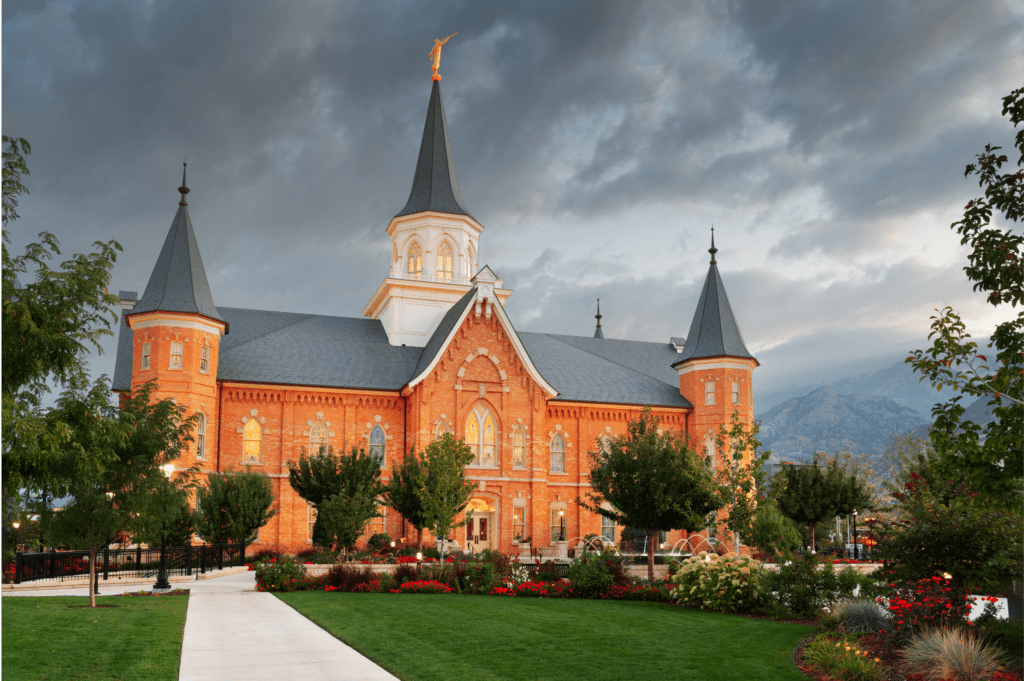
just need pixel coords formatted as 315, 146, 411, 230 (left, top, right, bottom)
465, 514, 492, 552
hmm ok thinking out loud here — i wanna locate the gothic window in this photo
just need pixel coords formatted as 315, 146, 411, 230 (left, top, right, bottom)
513, 507, 525, 541
550, 434, 566, 473
407, 242, 422, 276
705, 381, 715, 405
512, 427, 525, 469
600, 435, 612, 454
465, 406, 496, 466
437, 241, 453, 280
467, 244, 476, 278
196, 412, 206, 460
310, 421, 328, 454
435, 419, 450, 439
243, 419, 262, 463
369, 426, 386, 466
200, 346, 210, 374
732, 381, 741, 405
141, 342, 151, 370
704, 435, 717, 471
170, 341, 183, 369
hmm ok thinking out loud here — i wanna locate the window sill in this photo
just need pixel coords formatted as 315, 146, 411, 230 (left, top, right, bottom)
549, 470, 568, 476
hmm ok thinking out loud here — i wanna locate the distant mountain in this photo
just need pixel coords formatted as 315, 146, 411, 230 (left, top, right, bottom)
756, 384, 931, 463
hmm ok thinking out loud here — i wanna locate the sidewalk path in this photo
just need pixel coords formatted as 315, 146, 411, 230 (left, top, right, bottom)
4, 571, 399, 681
178, 571, 398, 681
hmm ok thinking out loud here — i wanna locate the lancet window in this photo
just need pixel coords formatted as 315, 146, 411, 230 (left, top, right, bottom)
369, 426, 386, 466
437, 241, 453, 280
465, 406, 496, 466
243, 419, 262, 463
407, 243, 423, 277
310, 421, 328, 454
512, 427, 525, 469
550, 434, 566, 473
196, 412, 206, 460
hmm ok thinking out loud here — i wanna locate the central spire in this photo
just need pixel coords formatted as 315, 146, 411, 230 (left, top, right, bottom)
395, 80, 473, 219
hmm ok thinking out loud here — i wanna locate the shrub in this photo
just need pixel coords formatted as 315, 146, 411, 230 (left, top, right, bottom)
763, 552, 859, 618
880, 576, 971, 649
533, 560, 564, 583
604, 584, 669, 602
393, 563, 419, 585
254, 555, 317, 592
247, 544, 286, 564
367, 533, 392, 553
901, 627, 1006, 681
670, 551, 768, 613
322, 563, 376, 592
803, 634, 884, 681
838, 598, 891, 633
977, 617, 1024, 661
568, 548, 622, 598
393, 580, 454, 594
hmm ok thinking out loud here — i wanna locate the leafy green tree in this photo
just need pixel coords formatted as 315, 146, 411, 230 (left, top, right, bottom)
194, 469, 276, 546
43, 381, 196, 607
907, 87, 1023, 512
419, 433, 476, 560
870, 473, 1020, 592
713, 413, 771, 554
580, 408, 721, 581
382, 448, 429, 547
287, 447, 346, 545
743, 498, 801, 557
775, 461, 872, 553
133, 492, 196, 548
2, 136, 122, 499
317, 491, 378, 557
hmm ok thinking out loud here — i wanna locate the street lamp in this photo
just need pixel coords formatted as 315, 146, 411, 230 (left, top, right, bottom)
154, 463, 175, 591
852, 510, 859, 560
558, 510, 565, 542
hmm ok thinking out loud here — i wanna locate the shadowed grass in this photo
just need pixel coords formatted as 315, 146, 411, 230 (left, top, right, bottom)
2, 595, 188, 681
278, 593, 813, 681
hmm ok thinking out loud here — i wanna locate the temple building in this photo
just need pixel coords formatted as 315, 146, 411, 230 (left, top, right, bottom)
112, 72, 758, 555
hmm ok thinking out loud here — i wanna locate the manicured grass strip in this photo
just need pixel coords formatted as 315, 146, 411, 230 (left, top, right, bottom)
278, 593, 814, 681
2, 595, 188, 681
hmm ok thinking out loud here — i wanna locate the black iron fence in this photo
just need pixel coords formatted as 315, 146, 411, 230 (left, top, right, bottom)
11, 543, 246, 585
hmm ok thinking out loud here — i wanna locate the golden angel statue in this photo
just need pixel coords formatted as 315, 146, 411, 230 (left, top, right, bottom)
429, 33, 457, 80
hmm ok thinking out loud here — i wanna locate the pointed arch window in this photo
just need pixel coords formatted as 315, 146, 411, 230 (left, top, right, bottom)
369, 426, 386, 466
196, 412, 207, 461
704, 435, 717, 471
407, 243, 423, 277
465, 406, 496, 467
310, 421, 328, 455
550, 434, 566, 473
243, 419, 262, 463
437, 242, 453, 280
512, 427, 525, 469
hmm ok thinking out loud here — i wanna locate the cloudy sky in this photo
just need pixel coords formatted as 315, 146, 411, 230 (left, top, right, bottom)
4, 0, 1021, 405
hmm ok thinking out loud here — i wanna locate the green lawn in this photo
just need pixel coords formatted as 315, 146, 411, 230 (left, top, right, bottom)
278, 593, 814, 681
2, 595, 188, 681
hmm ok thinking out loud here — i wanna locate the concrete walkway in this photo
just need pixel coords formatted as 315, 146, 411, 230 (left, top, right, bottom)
4, 571, 399, 681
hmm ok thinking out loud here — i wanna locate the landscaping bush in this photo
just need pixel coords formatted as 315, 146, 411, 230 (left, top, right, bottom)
901, 627, 1006, 681
567, 548, 623, 598
763, 552, 859, 618
254, 555, 317, 592
670, 551, 768, 613
837, 598, 891, 633
393, 562, 419, 585
247, 544, 286, 564
367, 533, 392, 553
603, 584, 670, 602
322, 563, 377, 592
533, 560, 565, 583
803, 634, 884, 681
879, 576, 971, 649
977, 617, 1024, 662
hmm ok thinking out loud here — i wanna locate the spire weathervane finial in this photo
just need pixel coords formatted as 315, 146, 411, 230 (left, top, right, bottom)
429, 33, 457, 81
709, 225, 717, 264
178, 160, 190, 206
594, 298, 604, 339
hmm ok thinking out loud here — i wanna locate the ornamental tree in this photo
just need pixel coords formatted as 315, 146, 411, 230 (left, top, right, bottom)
382, 448, 430, 547
775, 461, 871, 553
193, 468, 276, 546
713, 412, 771, 554
870, 473, 1020, 592
419, 433, 476, 560
579, 408, 721, 581
906, 87, 1023, 513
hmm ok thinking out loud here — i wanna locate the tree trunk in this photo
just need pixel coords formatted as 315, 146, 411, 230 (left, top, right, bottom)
417, 526, 423, 549
808, 522, 816, 553
733, 530, 740, 556
647, 529, 657, 581
88, 545, 97, 608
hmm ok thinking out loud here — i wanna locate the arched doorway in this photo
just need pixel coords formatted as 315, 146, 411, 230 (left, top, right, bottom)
465, 497, 495, 553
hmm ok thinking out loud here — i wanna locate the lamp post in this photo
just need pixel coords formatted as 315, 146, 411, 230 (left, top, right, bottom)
559, 510, 565, 542
852, 510, 859, 561
154, 463, 175, 591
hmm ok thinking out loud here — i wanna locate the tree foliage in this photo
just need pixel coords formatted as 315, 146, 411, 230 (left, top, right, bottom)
419, 433, 476, 560
775, 461, 871, 553
743, 498, 801, 557
712, 413, 771, 554
906, 87, 1023, 511
194, 469, 276, 546
382, 448, 429, 546
580, 408, 721, 580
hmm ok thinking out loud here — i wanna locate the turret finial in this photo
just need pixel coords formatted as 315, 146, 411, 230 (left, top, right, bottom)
709, 225, 717, 264
178, 160, 190, 206
593, 298, 604, 339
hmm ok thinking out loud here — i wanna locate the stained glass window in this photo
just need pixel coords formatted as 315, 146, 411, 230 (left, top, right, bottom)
196, 412, 206, 460
512, 428, 525, 468
369, 426, 386, 466
310, 421, 328, 454
550, 434, 565, 473
437, 242, 453, 280
481, 411, 495, 466
243, 419, 262, 463
435, 421, 449, 438
466, 406, 497, 467
407, 243, 422, 276
465, 414, 479, 464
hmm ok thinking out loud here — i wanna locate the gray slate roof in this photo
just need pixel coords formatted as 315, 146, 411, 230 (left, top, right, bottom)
130, 199, 225, 324
395, 81, 474, 219
674, 261, 754, 364
112, 300, 693, 407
